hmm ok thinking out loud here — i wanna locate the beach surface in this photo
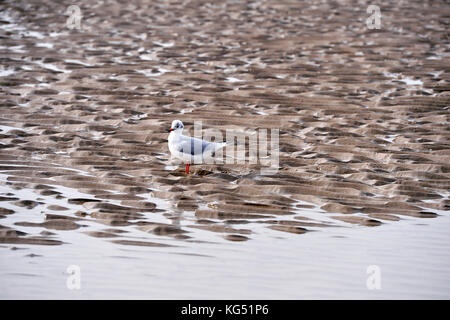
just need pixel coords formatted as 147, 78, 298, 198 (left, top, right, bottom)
0, 0, 449, 299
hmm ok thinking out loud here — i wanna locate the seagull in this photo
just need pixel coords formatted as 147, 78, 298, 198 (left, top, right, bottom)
167, 120, 226, 174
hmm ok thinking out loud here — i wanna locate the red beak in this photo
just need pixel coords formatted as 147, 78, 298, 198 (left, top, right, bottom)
168, 128, 174, 132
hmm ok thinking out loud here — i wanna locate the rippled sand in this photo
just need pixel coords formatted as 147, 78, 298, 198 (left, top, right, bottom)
0, 0, 449, 299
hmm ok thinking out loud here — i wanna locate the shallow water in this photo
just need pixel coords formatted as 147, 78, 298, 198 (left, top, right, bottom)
2, 214, 450, 300
1, 176, 449, 299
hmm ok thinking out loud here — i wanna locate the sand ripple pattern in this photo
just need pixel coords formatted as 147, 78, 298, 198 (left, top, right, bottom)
0, 0, 449, 248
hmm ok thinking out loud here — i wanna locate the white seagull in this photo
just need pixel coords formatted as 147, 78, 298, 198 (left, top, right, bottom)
167, 120, 226, 174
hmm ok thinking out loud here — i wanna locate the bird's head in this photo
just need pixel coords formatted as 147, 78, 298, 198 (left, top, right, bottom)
168, 120, 184, 133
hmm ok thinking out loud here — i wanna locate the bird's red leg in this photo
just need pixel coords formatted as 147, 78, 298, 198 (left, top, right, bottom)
185, 163, 190, 174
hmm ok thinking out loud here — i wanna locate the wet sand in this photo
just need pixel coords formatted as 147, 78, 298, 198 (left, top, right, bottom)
0, 0, 449, 298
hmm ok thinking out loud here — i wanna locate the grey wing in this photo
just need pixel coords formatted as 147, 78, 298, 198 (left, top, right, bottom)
178, 137, 210, 156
